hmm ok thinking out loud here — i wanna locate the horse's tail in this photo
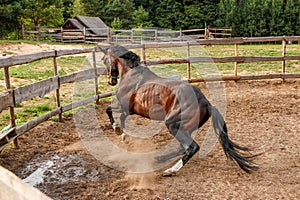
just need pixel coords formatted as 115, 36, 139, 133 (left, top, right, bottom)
210, 106, 258, 173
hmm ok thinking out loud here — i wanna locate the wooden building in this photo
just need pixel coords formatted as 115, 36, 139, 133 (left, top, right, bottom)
60, 16, 109, 43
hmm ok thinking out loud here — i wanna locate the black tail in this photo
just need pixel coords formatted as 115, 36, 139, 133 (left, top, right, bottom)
211, 106, 258, 173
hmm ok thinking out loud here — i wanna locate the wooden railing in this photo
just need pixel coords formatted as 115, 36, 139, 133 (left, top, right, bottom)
1, 36, 300, 151
0, 47, 112, 150
21, 26, 232, 43
123, 36, 300, 81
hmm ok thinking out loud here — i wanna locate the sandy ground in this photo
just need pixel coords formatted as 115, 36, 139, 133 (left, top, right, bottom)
0, 42, 86, 55
0, 79, 299, 200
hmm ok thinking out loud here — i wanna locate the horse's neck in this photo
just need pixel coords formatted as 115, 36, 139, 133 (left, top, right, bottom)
117, 66, 146, 91
121, 65, 141, 76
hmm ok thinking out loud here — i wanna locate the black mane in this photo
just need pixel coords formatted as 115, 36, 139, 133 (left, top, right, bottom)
119, 51, 141, 68
108, 45, 141, 69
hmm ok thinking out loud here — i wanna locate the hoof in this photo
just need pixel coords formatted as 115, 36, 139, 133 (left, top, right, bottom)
114, 126, 122, 135
162, 159, 183, 177
163, 169, 177, 177
121, 133, 127, 143
112, 123, 122, 135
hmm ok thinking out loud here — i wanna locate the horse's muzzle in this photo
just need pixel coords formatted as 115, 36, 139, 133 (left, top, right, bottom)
108, 77, 118, 86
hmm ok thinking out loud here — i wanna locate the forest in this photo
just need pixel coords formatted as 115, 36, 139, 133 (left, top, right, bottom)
1, 0, 300, 39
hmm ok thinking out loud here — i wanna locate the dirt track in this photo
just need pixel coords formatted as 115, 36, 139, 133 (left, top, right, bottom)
0, 79, 299, 199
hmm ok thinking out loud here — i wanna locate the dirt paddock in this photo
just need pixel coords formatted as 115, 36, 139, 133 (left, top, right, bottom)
0, 79, 299, 200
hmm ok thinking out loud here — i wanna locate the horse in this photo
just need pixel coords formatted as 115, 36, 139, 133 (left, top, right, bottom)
100, 45, 258, 176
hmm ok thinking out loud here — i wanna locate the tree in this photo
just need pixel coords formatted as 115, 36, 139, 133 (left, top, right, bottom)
282, 0, 300, 35
0, 0, 26, 38
270, 0, 285, 36
182, 1, 205, 29
72, 0, 87, 17
81, 0, 107, 17
2, 0, 300, 39
132, 6, 153, 28
111, 17, 122, 29
155, 0, 184, 29
103, 0, 136, 29
62, 0, 74, 20
21, 0, 64, 28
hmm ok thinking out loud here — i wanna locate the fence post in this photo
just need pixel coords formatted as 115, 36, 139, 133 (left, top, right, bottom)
37, 26, 40, 41
53, 50, 62, 122
141, 44, 146, 65
180, 29, 182, 41
21, 25, 24, 40
234, 43, 239, 77
107, 28, 111, 43
155, 29, 158, 42
83, 27, 86, 43
61, 27, 63, 42
282, 37, 287, 81
187, 42, 191, 80
4, 67, 18, 148
93, 50, 99, 104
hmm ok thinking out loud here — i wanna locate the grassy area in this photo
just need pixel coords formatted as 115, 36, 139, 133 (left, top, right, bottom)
0, 56, 86, 82
0, 41, 299, 131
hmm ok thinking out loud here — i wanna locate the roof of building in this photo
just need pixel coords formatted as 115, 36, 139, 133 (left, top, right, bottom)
62, 16, 108, 36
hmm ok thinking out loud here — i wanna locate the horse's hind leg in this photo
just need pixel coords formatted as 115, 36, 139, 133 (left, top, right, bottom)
156, 145, 186, 163
163, 128, 200, 176
163, 139, 199, 176
120, 113, 127, 142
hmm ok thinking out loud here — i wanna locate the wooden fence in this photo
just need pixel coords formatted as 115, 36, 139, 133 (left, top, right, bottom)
21, 26, 232, 43
21, 26, 61, 41
0, 165, 52, 200
1, 36, 300, 151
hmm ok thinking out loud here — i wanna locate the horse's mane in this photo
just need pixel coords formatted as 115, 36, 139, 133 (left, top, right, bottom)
109, 45, 140, 69
119, 51, 141, 68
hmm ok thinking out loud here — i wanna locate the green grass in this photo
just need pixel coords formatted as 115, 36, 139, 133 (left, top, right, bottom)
0, 56, 86, 82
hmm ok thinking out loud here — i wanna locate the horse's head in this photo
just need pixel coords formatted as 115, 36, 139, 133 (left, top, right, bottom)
100, 45, 141, 86
101, 48, 119, 86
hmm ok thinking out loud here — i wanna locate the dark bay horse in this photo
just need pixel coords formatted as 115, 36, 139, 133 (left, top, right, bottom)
100, 45, 258, 176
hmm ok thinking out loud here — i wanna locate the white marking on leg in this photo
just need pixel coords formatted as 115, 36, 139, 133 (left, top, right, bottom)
163, 159, 183, 176
112, 122, 117, 130
121, 129, 127, 143
121, 133, 126, 143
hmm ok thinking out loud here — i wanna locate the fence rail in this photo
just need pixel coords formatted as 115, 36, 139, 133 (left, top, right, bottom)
22, 26, 232, 43
1, 36, 300, 151
0, 165, 52, 200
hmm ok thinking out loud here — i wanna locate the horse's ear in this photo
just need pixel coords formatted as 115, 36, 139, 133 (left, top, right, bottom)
97, 46, 108, 54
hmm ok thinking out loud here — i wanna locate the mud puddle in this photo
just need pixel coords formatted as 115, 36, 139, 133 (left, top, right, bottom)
17, 152, 110, 187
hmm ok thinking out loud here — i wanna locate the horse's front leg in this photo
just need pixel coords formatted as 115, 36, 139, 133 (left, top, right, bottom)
106, 105, 121, 134
106, 105, 128, 142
